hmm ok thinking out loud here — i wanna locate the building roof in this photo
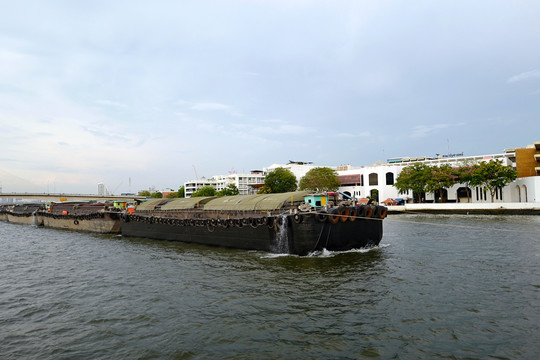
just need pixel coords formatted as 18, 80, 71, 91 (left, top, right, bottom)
338, 174, 361, 185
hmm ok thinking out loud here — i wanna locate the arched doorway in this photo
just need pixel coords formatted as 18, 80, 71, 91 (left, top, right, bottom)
457, 187, 471, 203
515, 185, 521, 202
522, 185, 528, 202
434, 188, 448, 203
370, 189, 379, 202
413, 191, 426, 203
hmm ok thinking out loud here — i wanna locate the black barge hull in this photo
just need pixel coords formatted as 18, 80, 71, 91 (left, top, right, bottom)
120, 213, 383, 256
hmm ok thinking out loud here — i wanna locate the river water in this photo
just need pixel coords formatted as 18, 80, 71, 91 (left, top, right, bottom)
1, 214, 539, 359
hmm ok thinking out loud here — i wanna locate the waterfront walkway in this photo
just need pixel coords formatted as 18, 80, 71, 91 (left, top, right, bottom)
387, 202, 540, 215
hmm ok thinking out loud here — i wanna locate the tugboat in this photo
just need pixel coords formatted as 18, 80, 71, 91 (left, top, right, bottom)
120, 191, 386, 255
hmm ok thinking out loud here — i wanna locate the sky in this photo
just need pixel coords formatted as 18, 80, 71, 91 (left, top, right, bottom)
1, 0, 539, 194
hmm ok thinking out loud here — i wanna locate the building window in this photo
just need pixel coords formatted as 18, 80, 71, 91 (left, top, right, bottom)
369, 173, 378, 186
360, 175, 364, 186
476, 187, 479, 201
386, 172, 394, 185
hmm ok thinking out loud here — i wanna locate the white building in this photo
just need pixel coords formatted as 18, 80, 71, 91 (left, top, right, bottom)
337, 144, 540, 204
182, 142, 540, 203
260, 146, 539, 204
97, 182, 106, 196
263, 162, 319, 181
184, 171, 265, 197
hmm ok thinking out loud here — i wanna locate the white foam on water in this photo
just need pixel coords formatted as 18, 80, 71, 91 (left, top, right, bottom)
307, 244, 390, 258
260, 244, 390, 259
272, 215, 289, 254
261, 252, 297, 259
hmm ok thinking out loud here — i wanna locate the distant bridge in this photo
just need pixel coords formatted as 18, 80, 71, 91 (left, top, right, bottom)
0, 193, 147, 202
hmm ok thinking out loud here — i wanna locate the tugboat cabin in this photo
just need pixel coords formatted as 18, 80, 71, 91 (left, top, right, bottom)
304, 194, 328, 208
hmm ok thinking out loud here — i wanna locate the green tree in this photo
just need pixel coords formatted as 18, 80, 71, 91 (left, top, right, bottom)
257, 185, 272, 194
455, 162, 478, 202
217, 184, 239, 196
394, 163, 431, 203
150, 191, 163, 198
299, 167, 340, 192
191, 185, 217, 197
471, 160, 517, 202
263, 167, 297, 193
166, 192, 178, 198
426, 164, 458, 202
368, 189, 379, 202
138, 190, 151, 197
177, 186, 185, 198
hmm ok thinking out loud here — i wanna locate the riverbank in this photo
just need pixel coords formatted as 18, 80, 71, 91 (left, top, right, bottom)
387, 202, 540, 215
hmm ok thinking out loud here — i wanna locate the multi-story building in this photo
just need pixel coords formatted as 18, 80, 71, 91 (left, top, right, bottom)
262, 161, 318, 180
97, 182, 106, 196
183, 142, 540, 203
337, 142, 539, 204
184, 171, 265, 197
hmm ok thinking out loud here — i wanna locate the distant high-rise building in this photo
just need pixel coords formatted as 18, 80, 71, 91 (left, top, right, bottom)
98, 182, 106, 196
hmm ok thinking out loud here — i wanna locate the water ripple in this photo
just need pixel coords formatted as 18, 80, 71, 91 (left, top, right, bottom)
1, 216, 539, 359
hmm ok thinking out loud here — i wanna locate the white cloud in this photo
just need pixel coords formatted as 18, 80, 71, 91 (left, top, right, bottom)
335, 132, 371, 138
410, 123, 465, 138
95, 99, 128, 108
0, 48, 35, 80
250, 120, 314, 136
191, 102, 233, 111
507, 69, 540, 83
1, 1, 540, 192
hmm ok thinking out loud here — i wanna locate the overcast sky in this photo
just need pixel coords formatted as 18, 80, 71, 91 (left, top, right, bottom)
1, 0, 539, 194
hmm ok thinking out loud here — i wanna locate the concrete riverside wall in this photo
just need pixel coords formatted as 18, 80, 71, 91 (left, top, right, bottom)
387, 202, 540, 215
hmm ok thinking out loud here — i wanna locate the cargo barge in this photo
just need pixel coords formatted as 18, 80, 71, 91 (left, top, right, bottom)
120, 191, 386, 256
36, 202, 122, 233
2, 203, 44, 225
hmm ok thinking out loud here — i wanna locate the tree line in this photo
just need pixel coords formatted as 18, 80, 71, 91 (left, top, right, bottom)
138, 167, 342, 198
137, 160, 517, 203
139, 184, 239, 198
189, 167, 342, 196
257, 167, 341, 194
394, 160, 517, 203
